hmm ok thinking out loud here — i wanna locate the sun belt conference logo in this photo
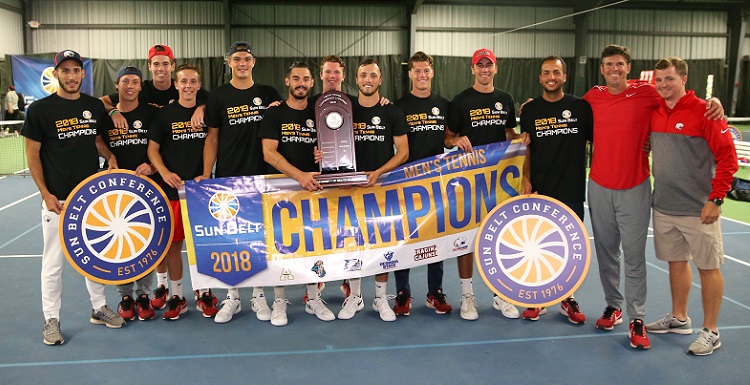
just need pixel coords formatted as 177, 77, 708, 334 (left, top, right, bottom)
475, 195, 590, 308
431, 107, 440, 115
82, 110, 92, 119
208, 192, 240, 220
494, 102, 503, 111
253, 97, 262, 106
562, 110, 571, 119
60, 170, 173, 285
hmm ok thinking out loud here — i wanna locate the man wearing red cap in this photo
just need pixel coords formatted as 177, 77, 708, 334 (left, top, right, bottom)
198, 41, 282, 324
446, 48, 522, 321
23, 50, 125, 345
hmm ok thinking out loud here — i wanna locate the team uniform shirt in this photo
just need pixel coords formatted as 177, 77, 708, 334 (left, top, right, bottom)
394, 93, 449, 162
101, 103, 159, 171
108, 80, 209, 107
584, 83, 659, 190
449, 87, 517, 146
258, 101, 318, 174
352, 101, 409, 172
148, 102, 207, 200
651, 90, 737, 216
204, 82, 282, 177
520, 94, 593, 202
21, 93, 113, 200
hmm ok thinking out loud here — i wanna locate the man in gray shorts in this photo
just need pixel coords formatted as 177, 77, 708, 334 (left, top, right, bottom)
646, 56, 737, 356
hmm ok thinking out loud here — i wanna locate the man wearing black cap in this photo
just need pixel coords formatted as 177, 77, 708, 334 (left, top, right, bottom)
198, 41, 282, 324
100, 65, 162, 322
23, 50, 126, 346
446, 48, 523, 321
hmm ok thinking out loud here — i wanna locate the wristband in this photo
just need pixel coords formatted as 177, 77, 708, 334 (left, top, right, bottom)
109, 108, 120, 116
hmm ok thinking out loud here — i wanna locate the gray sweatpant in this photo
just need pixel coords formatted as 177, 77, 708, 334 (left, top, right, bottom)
587, 178, 651, 320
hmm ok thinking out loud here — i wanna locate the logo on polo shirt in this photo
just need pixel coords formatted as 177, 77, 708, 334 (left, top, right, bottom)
60, 170, 173, 285
475, 195, 590, 308
675, 122, 684, 130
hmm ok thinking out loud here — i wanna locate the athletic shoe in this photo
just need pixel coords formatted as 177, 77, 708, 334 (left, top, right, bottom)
629, 319, 651, 350
163, 295, 188, 320
151, 285, 168, 310
373, 296, 396, 322
646, 313, 692, 334
393, 291, 412, 316
595, 306, 623, 330
90, 305, 126, 328
302, 282, 326, 303
340, 280, 351, 297
43, 318, 64, 346
271, 299, 290, 327
196, 292, 219, 318
251, 295, 272, 321
560, 298, 586, 325
305, 298, 335, 321
338, 295, 364, 320
688, 328, 721, 356
492, 295, 520, 319
117, 295, 136, 321
194, 289, 218, 307
136, 294, 155, 320
426, 291, 453, 314
460, 294, 479, 321
215, 298, 241, 324
522, 307, 547, 321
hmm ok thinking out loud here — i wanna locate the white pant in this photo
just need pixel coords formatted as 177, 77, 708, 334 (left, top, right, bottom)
41, 201, 107, 320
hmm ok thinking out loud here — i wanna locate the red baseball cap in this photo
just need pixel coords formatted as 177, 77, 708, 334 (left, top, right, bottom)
472, 48, 496, 65
148, 44, 174, 61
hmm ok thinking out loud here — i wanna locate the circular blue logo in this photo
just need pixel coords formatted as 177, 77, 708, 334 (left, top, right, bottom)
475, 195, 591, 308
60, 170, 173, 284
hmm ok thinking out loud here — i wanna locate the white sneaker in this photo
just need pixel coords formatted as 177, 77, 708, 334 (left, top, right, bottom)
306, 297, 335, 321
492, 295, 520, 319
270, 299, 289, 327
251, 295, 272, 321
460, 294, 479, 320
373, 296, 396, 322
338, 295, 364, 320
215, 298, 241, 324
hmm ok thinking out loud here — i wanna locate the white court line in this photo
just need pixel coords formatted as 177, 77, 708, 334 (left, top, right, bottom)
0, 191, 39, 212
0, 168, 30, 181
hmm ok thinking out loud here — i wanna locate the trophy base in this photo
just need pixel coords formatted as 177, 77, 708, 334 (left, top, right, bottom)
314, 172, 368, 187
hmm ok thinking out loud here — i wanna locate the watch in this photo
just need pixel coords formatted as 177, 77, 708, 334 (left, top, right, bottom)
710, 198, 723, 206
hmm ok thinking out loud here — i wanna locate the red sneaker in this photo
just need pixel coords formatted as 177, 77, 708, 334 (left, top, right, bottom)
302, 282, 326, 303
195, 289, 218, 306
425, 291, 453, 314
629, 319, 651, 349
151, 285, 169, 310
163, 295, 187, 320
136, 294, 155, 320
595, 306, 623, 330
117, 295, 136, 321
196, 291, 218, 318
393, 292, 412, 316
522, 307, 546, 321
560, 298, 586, 325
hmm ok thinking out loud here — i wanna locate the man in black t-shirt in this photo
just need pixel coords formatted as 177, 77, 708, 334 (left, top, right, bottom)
147, 64, 218, 320
447, 48, 523, 321
337, 58, 409, 322
392, 51, 453, 317
23, 50, 125, 345
199, 41, 282, 324
258, 61, 336, 326
100, 65, 161, 322
100, 45, 209, 133
519, 56, 592, 324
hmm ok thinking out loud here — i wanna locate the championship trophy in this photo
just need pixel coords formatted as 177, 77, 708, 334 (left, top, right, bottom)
314, 91, 368, 187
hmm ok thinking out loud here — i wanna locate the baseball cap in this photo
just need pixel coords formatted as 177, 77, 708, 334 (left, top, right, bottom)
471, 48, 496, 66
116, 66, 143, 82
54, 50, 84, 69
148, 44, 174, 61
229, 41, 253, 56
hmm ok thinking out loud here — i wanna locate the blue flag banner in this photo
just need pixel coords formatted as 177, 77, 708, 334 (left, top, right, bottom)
182, 141, 526, 289
11, 55, 94, 104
